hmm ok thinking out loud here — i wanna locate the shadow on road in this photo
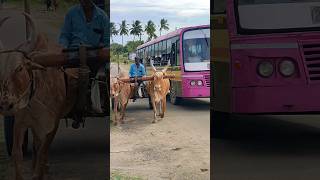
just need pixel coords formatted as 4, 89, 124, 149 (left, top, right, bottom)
213, 115, 320, 180
177, 98, 210, 111
216, 115, 320, 154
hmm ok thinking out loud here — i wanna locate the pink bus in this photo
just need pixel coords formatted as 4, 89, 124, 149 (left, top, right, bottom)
136, 25, 210, 104
212, 0, 320, 135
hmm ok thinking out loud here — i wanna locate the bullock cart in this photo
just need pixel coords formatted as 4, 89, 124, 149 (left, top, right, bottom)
4, 45, 109, 155
111, 74, 175, 110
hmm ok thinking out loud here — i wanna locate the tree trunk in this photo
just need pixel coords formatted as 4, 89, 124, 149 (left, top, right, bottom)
122, 35, 123, 46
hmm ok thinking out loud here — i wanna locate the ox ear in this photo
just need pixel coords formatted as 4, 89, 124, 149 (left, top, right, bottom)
26, 61, 46, 71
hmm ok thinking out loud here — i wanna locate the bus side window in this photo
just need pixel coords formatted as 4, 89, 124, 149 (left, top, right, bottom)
176, 39, 180, 66
171, 43, 176, 66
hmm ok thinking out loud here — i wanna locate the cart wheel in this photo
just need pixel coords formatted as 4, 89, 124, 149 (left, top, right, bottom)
4, 117, 28, 156
148, 97, 153, 110
4, 116, 14, 156
111, 98, 115, 111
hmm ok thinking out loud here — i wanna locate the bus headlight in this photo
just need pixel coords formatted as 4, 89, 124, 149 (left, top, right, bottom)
279, 60, 295, 77
257, 61, 274, 77
197, 80, 203, 86
190, 80, 196, 86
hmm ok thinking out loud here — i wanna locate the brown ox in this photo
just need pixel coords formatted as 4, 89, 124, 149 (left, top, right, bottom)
0, 13, 77, 180
110, 70, 134, 125
146, 61, 170, 123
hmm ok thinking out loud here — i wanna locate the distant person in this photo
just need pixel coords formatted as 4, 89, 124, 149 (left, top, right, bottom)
129, 57, 146, 101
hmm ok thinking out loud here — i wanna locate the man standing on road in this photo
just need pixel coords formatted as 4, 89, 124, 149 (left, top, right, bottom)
129, 57, 146, 102
59, 0, 109, 127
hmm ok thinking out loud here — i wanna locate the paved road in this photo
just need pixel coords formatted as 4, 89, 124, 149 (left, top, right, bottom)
213, 115, 320, 180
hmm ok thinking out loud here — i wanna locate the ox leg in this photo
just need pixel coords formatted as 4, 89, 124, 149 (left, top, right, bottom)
32, 138, 48, 180
12, 124, 27, 180
113, 98, 118, 126
120, 102, 129, 124
42, 124, 59, 176
151, 98, 157, 123
32, 129, 58, 180
160, 98, 166, 119
32, 133, 40, 171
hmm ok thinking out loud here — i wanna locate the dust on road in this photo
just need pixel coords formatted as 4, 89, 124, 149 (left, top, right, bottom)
110, 64, 210, 179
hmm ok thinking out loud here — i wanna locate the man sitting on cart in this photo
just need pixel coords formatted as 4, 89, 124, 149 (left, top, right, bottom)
129, 57, 146, 102
58, 0, 109, 126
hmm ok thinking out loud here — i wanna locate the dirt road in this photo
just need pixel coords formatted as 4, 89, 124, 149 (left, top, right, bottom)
110, 64, 210, 179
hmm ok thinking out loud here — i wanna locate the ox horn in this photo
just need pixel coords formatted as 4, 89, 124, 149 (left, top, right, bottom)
162, 60, 171, 73
150, 59, 157, 72
21, 12, 38, 53
0, 16, 10, 28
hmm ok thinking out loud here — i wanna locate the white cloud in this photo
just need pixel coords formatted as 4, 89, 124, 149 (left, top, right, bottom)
110, 0, 210, 44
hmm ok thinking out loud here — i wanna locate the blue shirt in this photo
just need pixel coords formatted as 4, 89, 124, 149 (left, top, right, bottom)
59, 4, 109, 48
129, 63, 146, 77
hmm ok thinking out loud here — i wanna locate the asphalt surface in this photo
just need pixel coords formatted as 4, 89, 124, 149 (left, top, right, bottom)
213, 114, 320, 180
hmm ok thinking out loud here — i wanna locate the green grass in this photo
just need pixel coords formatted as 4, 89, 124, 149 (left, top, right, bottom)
111, 171, 144, 180
0, 120, 9, 180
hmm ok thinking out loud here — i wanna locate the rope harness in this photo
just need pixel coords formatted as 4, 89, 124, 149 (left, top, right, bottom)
0, 50, 37, 106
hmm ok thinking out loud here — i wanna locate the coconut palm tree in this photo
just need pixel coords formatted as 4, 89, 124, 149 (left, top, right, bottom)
119, 20, 129, 46
159, 18, 169, 36
145, 20, 157, 41
110, 22, 118, 43
130, 20, 143, 41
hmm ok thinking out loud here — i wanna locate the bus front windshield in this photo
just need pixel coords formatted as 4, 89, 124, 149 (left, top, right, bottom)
183, 28, 210, 72
237, 0, 320, 33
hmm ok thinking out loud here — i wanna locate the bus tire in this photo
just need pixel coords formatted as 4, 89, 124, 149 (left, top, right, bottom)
169, 87, 181, 105
4, 117, 28, 156
212, 111, 230, 139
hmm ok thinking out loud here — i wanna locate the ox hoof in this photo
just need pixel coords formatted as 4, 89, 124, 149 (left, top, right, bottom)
152, 120, 157, 123
113, 122, 118, 126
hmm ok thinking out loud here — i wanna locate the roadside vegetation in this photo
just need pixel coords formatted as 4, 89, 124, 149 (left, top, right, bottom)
111, 171, 144, 180
110, 18, 170, 64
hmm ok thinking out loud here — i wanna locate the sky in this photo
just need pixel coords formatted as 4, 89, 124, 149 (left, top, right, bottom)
110, 0, 210, 45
